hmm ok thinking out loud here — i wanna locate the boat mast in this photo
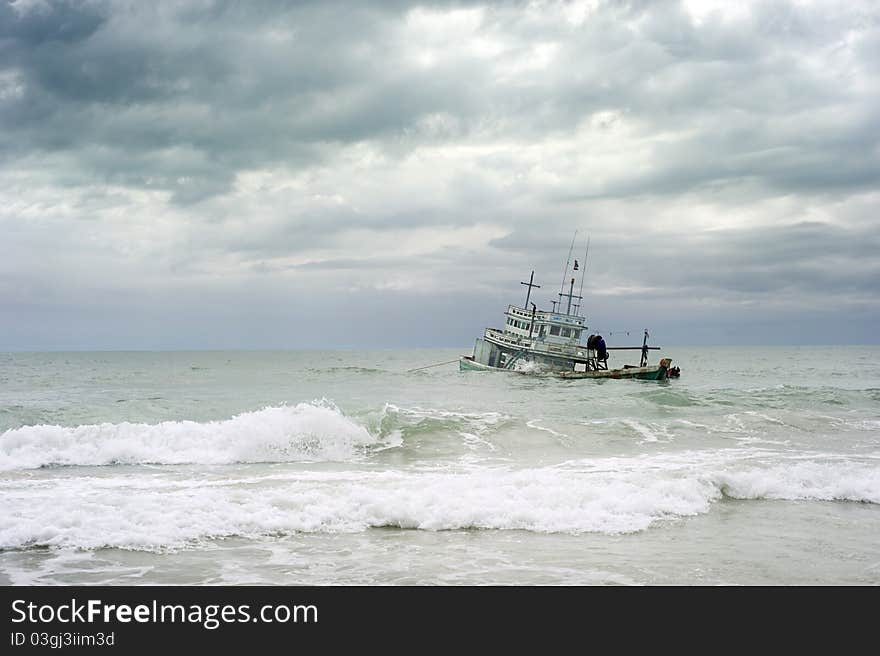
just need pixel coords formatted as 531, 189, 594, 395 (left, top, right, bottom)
557, 277, 582, 315
574, 235, 590, 316
520, 271, 540, 309
557, 230, 578, 310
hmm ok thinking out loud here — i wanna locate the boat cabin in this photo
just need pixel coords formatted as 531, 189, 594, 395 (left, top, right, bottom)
503, 304, 585, 346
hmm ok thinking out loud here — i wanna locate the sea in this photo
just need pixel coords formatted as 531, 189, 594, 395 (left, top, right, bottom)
1, 346, 878, 586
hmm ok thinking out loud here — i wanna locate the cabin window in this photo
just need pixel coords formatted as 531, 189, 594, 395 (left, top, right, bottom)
561, 327, 571, 337
550, 325, 560, 336
572, 330, 581, 340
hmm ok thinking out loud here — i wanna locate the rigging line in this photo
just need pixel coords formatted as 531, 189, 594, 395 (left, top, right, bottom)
591, 329, 645, 337
405, 358, 461, 372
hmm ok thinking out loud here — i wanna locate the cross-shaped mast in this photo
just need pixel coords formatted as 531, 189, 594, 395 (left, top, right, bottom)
520, 271, 541, 309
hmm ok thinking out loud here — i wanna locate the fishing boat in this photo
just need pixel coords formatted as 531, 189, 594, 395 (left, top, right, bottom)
459, 240, 679, 381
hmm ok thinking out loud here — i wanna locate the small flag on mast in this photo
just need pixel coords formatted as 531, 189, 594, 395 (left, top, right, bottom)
573, 259, 579, 270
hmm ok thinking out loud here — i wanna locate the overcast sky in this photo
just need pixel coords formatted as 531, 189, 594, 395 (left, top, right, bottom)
1, 0, 878, 349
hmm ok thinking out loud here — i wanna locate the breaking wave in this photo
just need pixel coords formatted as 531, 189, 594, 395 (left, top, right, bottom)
0, 400, 379, 470
2, 455, 877, 550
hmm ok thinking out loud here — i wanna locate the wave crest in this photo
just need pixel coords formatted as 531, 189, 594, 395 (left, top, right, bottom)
2, 456, 877, 550
0, 400, 378, 470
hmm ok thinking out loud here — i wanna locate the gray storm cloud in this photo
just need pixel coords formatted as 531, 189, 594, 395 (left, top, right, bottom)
1, 0, 878, 349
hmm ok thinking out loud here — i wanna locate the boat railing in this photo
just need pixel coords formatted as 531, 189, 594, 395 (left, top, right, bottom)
485, 328, 531, 349
486, 328, 600, 364
506, 305, 534, 319
506, 304, 583, 325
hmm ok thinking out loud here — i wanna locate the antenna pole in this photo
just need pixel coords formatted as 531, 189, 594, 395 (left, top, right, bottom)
558, 230, 578, 296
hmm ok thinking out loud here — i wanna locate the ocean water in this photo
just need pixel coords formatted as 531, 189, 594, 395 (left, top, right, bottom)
1, 346, 878, 585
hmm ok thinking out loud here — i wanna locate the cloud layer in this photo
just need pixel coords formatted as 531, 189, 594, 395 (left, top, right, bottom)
2, 0, 878, 348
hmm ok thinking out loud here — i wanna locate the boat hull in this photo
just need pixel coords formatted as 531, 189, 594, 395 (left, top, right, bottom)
459, 356, 495, 372
558, 361, 669, 380
459, 356, 672, 380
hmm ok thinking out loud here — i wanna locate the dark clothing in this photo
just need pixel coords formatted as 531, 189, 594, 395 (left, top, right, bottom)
596, 336, 607, 361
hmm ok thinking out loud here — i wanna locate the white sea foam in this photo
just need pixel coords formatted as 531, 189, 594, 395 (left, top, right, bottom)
0, 400, 377, 470
0, 466, 714, 549
715, 461, 880, 503
621, 419, 672, 443
2, 454, 877, 550
458, 431, 497, 451
850, 419, 880, 431
526, 419, 570, 441
382, 403, 506, 450
511, 360, 545, 374
383, 404, 506, 426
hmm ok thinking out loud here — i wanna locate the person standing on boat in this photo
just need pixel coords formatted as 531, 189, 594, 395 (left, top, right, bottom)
595, 335, 607, 363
